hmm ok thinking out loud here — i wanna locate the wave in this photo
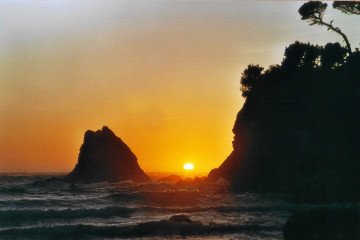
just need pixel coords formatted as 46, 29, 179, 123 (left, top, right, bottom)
0, 199, 78, 209
0, 193, 111, 209
0, 187, 29, 194
0, 207, 134, 227
139, 204, 292, 214
108, 191, 201, 206
0, 203, 290, 227
0, 218, 281, 239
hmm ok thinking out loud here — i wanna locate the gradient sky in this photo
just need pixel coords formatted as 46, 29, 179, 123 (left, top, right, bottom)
1, 1, 359, 173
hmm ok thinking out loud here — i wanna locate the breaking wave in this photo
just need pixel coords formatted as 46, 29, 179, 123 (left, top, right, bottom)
0, 207, 135, 227
0, 217, 282, 239
0, 175, 291, 239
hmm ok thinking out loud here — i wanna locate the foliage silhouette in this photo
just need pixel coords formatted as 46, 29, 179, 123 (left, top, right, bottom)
299, 1, 352, 54
209, 40, 360, 203
240, 65, 263, 97
333, 1, 360, 15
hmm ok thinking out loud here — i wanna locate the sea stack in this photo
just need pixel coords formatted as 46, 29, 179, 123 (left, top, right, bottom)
64, 126, 150, 183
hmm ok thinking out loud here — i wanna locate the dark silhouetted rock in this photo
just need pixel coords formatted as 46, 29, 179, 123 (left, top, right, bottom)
32, 176, 67, 188
207, 42, 360, 203
169, 215, 193, 223
283, 208, 360, 240
207, 168, 221, 182
159, 174, 182, 184
176, 177, 203, 187
64, 126, 150, 183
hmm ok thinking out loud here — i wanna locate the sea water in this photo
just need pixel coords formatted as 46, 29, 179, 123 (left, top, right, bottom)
0, 174, 293, 239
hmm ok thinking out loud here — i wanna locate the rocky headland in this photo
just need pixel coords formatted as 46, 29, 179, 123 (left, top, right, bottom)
207, 42, 360, 204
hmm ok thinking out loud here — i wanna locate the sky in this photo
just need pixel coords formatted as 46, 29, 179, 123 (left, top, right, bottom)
0, 0, 359, 173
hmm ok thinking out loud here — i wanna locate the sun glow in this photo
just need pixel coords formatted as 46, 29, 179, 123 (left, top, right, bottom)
183, 163, 194, 170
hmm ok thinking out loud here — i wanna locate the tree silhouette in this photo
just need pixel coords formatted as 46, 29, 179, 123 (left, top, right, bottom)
282, 41, 322, 69
210, 40, 360, 202
240, 65, 263, 97
209, 0, 360, 204
333, 1, 360, 15
298, 1, 352, 55
321, 42, 347, 69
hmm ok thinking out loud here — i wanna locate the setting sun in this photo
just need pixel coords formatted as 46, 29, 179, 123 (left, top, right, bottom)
183, 163, 194, 170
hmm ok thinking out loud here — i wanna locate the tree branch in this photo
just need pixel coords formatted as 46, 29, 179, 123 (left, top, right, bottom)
318, 19, 352, 55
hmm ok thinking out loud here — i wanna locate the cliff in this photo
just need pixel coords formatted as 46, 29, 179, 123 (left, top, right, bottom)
64, 126, 150, 183
208, 42, 360, 203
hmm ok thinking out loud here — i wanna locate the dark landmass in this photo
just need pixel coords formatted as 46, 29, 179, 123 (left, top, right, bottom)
283, 208, 359, 240
208, 40, 360, 203
64, 126, 150, 183
208, 1, 360, 204
208, 1, 360, 203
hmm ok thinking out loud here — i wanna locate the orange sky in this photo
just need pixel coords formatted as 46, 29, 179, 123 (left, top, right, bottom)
1, 1, 359, 173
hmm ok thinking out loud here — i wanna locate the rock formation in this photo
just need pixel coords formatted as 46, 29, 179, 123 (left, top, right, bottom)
64, 126, 150, 183
208, 42, 360, 203
159, 174, 182, 184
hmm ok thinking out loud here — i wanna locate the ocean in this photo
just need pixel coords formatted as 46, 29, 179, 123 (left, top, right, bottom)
0, 174, 294, 239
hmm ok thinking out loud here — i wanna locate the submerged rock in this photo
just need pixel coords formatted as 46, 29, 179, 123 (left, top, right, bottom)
169, 215, 193, 223
32, 176, 68, 188
64, 126, 150, 183
159, 174, 182, 184
176, 177, 203, 187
